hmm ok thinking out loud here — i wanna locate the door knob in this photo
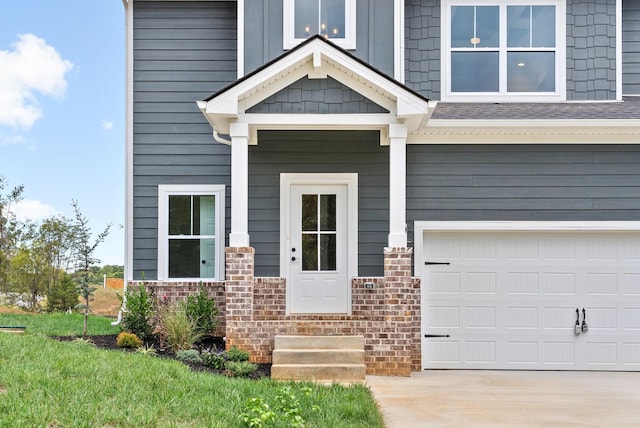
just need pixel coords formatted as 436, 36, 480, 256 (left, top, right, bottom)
201, 260, 206, 265
291, 256, 296, 261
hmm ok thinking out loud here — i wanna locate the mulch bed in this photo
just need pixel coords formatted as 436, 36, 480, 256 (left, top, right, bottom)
52, 334, 271, 380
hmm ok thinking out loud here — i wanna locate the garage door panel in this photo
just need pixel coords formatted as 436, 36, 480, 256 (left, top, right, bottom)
623, 273, 640, 295
422, 230, 640, 371
623, 343, 640, 364
507, 307, 539, 329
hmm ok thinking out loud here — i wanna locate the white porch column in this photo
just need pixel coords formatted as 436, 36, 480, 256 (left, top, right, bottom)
388, 123, 408, 247
229, 122, 250, 247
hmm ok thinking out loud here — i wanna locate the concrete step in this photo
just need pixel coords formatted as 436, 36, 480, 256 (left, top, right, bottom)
274, 335, 364, 350
271, 335, 366, 382
272, 348, 365, 365
271, 364, 366, 382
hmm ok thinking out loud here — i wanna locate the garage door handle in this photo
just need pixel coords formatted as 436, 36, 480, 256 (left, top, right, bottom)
424, 334, 450, 338
425, 261, 450, 266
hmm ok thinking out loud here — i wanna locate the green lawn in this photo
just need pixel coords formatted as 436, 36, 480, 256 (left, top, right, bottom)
0, 313, 385, 427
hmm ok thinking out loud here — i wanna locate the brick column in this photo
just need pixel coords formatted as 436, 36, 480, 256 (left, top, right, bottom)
225, 247, 254, 350
383, 247, 417, 376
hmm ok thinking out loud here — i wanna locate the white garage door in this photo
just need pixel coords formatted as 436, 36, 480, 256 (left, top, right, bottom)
421, 230, 640, 370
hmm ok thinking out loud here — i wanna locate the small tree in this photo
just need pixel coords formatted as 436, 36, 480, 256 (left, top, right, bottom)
71, 200, 111, 338
0, 178, 24, 293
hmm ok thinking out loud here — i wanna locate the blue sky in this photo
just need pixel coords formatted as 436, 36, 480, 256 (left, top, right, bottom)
0, 1, 125, 265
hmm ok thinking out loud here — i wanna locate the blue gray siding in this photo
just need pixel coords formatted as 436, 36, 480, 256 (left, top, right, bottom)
623, 0, 640, 94
248, 131, 389, 277
132, 1, 237, 280
244, 0, 394, 76
247, 76, 389, 114
404, 0, 441, 100
407, 145, 640, 241
567, 0, 617, 100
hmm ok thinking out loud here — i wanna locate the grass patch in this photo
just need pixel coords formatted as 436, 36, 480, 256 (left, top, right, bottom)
0, 312, 120, 336
0, 333, 384, 427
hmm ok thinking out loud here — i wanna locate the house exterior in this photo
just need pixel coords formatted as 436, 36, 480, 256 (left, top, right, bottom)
123, 0, 640, 375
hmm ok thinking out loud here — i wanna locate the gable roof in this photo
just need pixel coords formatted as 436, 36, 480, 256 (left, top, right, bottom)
197, 35, 431, 145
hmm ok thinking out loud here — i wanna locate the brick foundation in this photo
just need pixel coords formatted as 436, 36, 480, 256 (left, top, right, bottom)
127, 247, 421, 376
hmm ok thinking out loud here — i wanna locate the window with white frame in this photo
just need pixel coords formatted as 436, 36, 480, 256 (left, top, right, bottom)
283, 0, 356, 50
442, 0, 565, 101
158, 185, 225, 281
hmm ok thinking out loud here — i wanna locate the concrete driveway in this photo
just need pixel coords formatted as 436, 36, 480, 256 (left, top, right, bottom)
366, 370, 640, 427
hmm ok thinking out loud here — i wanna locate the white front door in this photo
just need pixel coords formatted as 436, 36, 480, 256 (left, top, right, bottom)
288, 184, 349, 313
419, 228, 640, 371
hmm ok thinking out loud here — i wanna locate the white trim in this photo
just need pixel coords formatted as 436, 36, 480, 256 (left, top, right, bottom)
280, 173, 358, 304
388, 123, 407, 247
237, 0, 245, 78
414, 220, 640, 280
441, 0, 566, 102
157, 185, 226, 281
198, 38, 430, 140
124, 0, 134, 281
229, 122, 250, 247
616, 0, 622, 100
283, 0, 356, 50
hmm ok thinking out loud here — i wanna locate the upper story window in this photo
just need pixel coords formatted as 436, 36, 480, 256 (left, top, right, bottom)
283, 0, 356, 50
157, 185, 225, 281
442, 1, 565, 102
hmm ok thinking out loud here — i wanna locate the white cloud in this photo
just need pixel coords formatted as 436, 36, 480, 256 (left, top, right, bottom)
101, 120, 113, 131
0, 33, 74, 129
13, 199, 58, 221
0, 133, 26, 146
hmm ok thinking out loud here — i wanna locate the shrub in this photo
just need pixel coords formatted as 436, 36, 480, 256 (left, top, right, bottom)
201, 349, 227, 370
226, 346, 250, 362
117, 332, 143, 348
136, 344, 157, 356
157, 303, 200, 353
175, 349, 203, 364
225, 361, 257, 378
122, 277, 155, 341
181, 284, 218, 337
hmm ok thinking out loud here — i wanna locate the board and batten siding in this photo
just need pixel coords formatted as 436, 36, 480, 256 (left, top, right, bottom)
248, 131, 389, 277
132, 1, 237, 280
244, 0, 394, 76
406, 144, 640, 241
623, 0, 640, 94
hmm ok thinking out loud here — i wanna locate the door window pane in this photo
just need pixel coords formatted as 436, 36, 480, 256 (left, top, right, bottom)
507, 51, 555, 92
320, 194, 336, 231
302, 194, 318, 231
320, 234, 336, 270
302, 234, 318, 271
451, 52, 499, 92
